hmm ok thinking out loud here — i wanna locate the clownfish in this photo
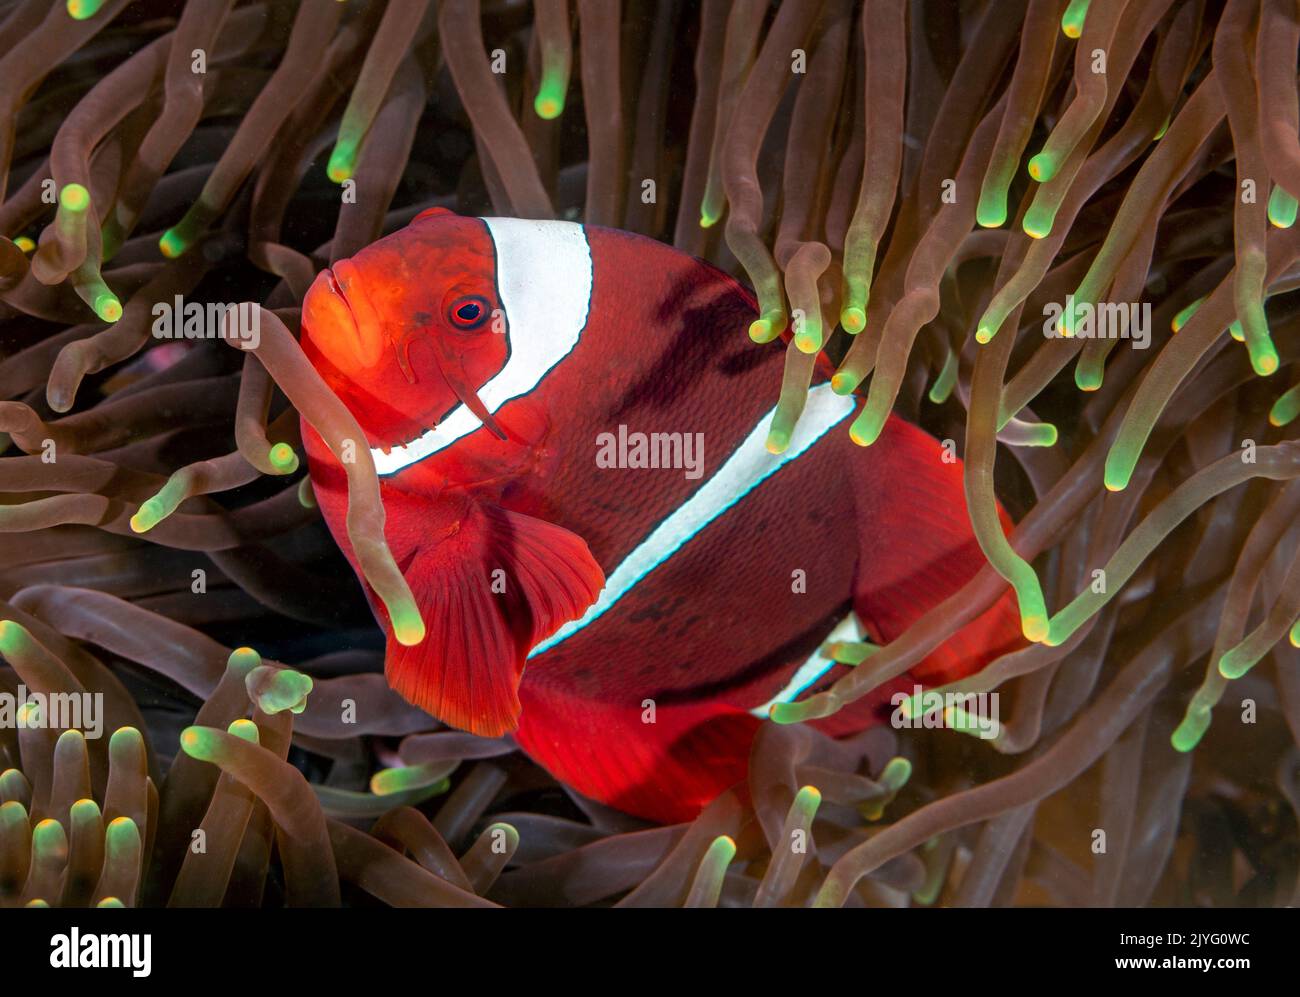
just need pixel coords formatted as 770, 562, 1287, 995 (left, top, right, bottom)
300, 208, 1022, 824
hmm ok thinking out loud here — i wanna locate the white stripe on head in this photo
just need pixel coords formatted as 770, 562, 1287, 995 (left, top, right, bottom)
371, 218, 593, 475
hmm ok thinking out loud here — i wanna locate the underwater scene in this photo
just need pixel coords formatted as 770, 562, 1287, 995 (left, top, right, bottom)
0, 0, 1298, 937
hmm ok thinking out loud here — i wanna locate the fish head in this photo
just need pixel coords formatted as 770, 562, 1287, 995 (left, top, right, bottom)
301, 208, 510, 449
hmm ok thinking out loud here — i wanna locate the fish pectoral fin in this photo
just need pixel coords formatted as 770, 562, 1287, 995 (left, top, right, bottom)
483, 504, 606, 649
383, 500, 604, 737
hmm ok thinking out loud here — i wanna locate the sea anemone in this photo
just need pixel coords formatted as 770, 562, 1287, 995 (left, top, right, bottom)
0, 0, 1297, 908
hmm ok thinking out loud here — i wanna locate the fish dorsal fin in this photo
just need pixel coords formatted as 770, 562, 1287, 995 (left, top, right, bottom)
382, 497, 604, 736
371, 218, 593, 475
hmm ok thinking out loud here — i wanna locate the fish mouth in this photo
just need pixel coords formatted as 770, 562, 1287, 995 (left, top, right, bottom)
304, 263, 383, 371
320, 267, 347, 309
314, 262, 507, 448
320, 267, 363, 349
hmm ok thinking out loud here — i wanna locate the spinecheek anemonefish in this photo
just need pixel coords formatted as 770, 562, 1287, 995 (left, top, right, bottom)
300, 208, 1023, 824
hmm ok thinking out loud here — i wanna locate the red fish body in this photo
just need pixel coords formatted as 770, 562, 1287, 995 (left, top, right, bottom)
300, 209, 1021, 823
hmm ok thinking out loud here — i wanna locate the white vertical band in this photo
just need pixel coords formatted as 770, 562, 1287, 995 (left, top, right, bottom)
371, 218, 593, 475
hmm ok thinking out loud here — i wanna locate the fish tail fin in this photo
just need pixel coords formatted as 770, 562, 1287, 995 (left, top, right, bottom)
383, 496, 604, 737
847, 415, 1025, 694
514, 679, 760, 824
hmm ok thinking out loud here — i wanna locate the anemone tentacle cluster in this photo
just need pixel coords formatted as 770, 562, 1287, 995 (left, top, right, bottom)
0, 0, 1297, 907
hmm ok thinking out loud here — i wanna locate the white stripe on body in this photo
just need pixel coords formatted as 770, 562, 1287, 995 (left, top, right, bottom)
749, 612, 863, 717
529, 383, 855, 657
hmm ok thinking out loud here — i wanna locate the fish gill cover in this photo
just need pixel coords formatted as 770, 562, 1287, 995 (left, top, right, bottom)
0, 0, 1296, 913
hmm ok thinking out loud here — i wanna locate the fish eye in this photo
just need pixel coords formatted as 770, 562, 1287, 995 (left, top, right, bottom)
448, 295, 489, 330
